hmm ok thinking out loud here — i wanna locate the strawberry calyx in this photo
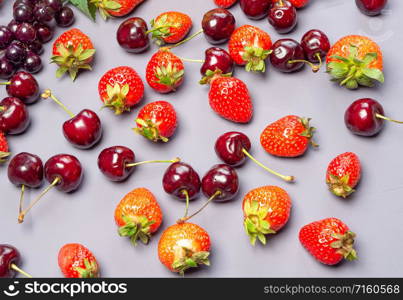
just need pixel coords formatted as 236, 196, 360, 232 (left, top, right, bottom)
243, 200, 276, 246
300, 117, 318, 148
73, 258, 99, 278
51, 43, 96, 81
134, 118, 169, 142
330, 231, 357, 261
0, 151, 11, 163
327, 45, 384, 89
327, 173, 355, 198
199, 69, 232, 85
102, 83, 130, 115
242, 46, 271, 72
118, 215, 155, 246
153, 61, 184, 91
172, 246, 210, 276
90, 0, 122, 20
149, 15, 177, 45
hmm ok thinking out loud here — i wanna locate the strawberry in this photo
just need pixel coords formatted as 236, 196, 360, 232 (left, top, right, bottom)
299, 218, 357, 265
134, 101, 177, 142
326, 152, 361, 198
228, 25, 272, 72
146, 49, 184, 94
98, 66, 144, 114
289, 0, 309, 8
243, 186, 291, 245
114, 188, 163, 246
214, 0, 238, 8
326, 35, 384, 89
158, 222, 210, 275
260, 115, 317, 157
150, 11, 192, 45
0, 131, 10, 163
58, 243, 99, 278
51, 28, 95, 81
93, 0, 145, 19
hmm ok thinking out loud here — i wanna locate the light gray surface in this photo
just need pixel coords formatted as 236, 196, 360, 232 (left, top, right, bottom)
1, 0, 402, 278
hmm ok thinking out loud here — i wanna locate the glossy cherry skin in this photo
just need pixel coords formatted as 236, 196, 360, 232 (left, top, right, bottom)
97, 146, 135, 182
0, 244, 21, 278
202, 8, 236, 45
62, 109, 102, 149
44, 154, 83, 192
270, 39, 305, 72
215, 132, 251, 166
200, 47, 234, 76
201, 164, 239, 202
8, 152, 43, 188
0, 97, 30, 135
116, 17, 149, 53
301, 29, 330, 63
345, 98, 385, 136
240, 0, 271, 20
6, 71, 39, 104
162, 162, 201, 200
268, 0, 297, 34
356, 0, 387, 16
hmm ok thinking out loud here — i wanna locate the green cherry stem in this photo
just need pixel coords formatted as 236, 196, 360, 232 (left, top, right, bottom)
166, 29, 203, 49
176, 56, 204, 63
19, 184, 25, 214
41, 89, 75, 118
177, 190, 221, 223
10, 264, 32, 278
289, 59, 320, 73
125, 157, 180, 168
375, 113, 403, 124
182, 190, 190, 219
0, 81, 10, 86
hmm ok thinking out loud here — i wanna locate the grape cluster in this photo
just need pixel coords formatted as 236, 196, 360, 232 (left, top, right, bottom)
0, 0, 75, 79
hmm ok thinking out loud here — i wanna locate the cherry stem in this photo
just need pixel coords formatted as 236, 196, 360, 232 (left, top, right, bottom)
41, 89, 75, 118
242, 148, 294, 182
177, 190, 221, 223
176, 56, 204, 63
125, 157, 180, 168
289, 59, 320, 73
18, 177, 60, 224
0, 82, 10, 85
315, 53, 323, 70
166, 29, 203, 49
182, 190, 190, 219
10, 264, 32, 278
375, 113, 403, 124
0, 106, 5, 112
19, 184, 25, 215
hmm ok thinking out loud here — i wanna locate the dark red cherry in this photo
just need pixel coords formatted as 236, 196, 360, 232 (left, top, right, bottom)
200, 47, 234, 77
0, 57, 16, 80
269, 38, 305, 72
4, 71, 40, 104
268, 0, 297, 34
97, 146, 135, 182
0, 26, 13, 50
0, 244, 31, 278
202, 8, 236, 45
0, 97, 30, 135
356, 0, 387, 16
7, 20, 21, 36
215, 131, 251, 166
162, 162, 201, 200
44, 154, 83, 192
117, 17, 149, 53
8, 152, 43, 188
201, 164, 239, 202
301, 29, 330, 63
240, 0, 271, 20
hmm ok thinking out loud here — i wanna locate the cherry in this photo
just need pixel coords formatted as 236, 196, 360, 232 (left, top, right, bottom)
300, 29, 330, 69
201, 8, 236, 45
0, 244, 32, 278
117, 17, 149, 53
356, 0, 387, 16
98, 145, 179, 182
345, 98, 403, 136
0, 57, 16, 80
200, 47, 234, 77
1, 71, 40, 104
269, 38, 307, 73
240, 0, 271, 20
0, 97, 30, 135
268, 0, 297, 34
202, 164, 239, 202
41, 89, 102, 149
215, 131, 294, 181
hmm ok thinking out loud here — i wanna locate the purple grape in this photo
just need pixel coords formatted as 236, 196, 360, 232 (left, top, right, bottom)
0, 57, 17, 80
23, 51, 42, 73
0, 26, 13, 50
34, 23, 53, 43
15, 23, 37, 43
5, 41, 27, 64
13, 0, 34, 9
55, 6, 75, 27
13, 5, 35, 23
8, 20, 21, 35
45, 0, 63, 13
26, 40, 43, 55
34, 3, 55, 23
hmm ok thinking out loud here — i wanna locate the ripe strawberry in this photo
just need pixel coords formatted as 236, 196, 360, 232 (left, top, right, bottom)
51, 28, 95, 81
299, 218, 357, 265
228, 25, 272, 72
0, 131, 10, 163
134, 101, 177, 142
94, 0, 145, 19
289, 0, 309, 8
214, 0, 238, 8
326, 35, 384, 89
146, 49, 184, 94
114, 188, 163, 246
150, 11, 192, 45
158, 222, 210, 275
326, 152, 361, 198
58, 243, 99, 278
243, 186, 291, 245
260, 115, 317, 157
98, 66, 144, 114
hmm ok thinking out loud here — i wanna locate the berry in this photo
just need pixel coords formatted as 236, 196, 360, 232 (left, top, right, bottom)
8, 152, 43, 188
4, 71, 40, 104
301, 29, 330, 65
55, 6, 75, 27
0, 57, 16, 80
201, 164, 239, 202
13, 5, 34, 23
33, 2, 55, 24
34, 23, 53, 43
45, 0, 63, 13
23, 51, 42, 73
58, 243, 99, 278
116, 17, 149, 53
95, 0, 145, 19
200, 47, 234, 82
0, 244, 31, 278
202, 8, 235, 45
240, 0, 271, 20
0, 132, 10, 163
5, 41, 26, 64
214, 0, 237, 8
289, 0, 309, 8
0, 97, 30, 135
150, 11, 192, 45
269, 38, 306, 72
268, 0, 297, 34
15, 23, 36, 43
356, 0, 387, 16
0, 26, 13, 50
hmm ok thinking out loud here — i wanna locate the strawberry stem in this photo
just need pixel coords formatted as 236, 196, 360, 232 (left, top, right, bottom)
41, 89, 75, 118
125, 157, 180, 168
375, 113, 403, 124
177, 190, 221, 223
10, 263, 32, 278
167, 29, 203, 49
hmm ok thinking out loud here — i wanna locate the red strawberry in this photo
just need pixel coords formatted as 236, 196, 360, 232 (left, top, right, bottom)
94, 0, 145, 19
289, 0, 309, 8
260, 115, 317, 157
146, 49, 184, 94
58, 243, 99, 278
326, 152, 361, 198
51, 28, 95, 81
0, 131, 10, 163
98, 66, 144, 114
134, 101, 177, 142
214, 0, 238, 8
228, 25, 272, 72
299, 218, 357, 265
150, 11, 192, 45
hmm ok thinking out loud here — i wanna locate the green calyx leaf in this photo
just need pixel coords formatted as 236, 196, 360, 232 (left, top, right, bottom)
102, 83, 130, 115
154, 62, 184, 90
171, 247, 210, 276
243, 200, 276, 246
149, 14, 178, 45
89, 0, 122, 20
0, 151, 11, 163
242, 46, 271, 73
330, 231, 358, 261
74, 258, 99, 278
118, 215, 155, 246
326, 44, 384, 89
133, 118, 169, 142
327, 174, 355, 198
299, 117, 319, 148
69, 0, 97, 22
199, 69, 232, 85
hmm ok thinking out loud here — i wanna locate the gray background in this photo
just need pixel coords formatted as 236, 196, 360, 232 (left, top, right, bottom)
1, 0, 402, 278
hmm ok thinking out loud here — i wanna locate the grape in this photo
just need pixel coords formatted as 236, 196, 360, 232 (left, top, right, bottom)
45, 0, 63, 13
23, 51, 42, 73
13, 0, 34, 10
26, 39, 43, 55
15, 22, 37, 43
5, 41, 27, 64
55, 6, 75, 27
0, 26, 13, 50
8, 20, 21, 35
13, 5, 35, 23
34, 2, 55, 23
34, 22, 53, 43
0, 57, 16, 80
